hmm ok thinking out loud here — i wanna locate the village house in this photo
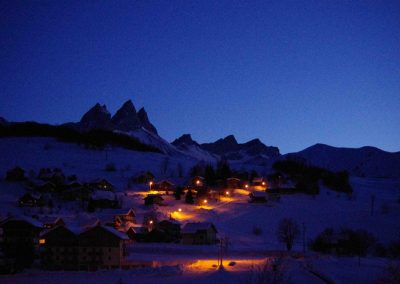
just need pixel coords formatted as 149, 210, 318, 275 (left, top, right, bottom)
40, 224, 129, 270
157, 219, 181, 243
96, 208, 136, 229
78, 225, 129, 270
252, 177, 267, 188
0, 216, 43, 269
181, 222, 218, 245
154, 180, 175, 194
144, 194, 164, 206
126, 226, 148, 242
61, 181, 90, 201
18, 192, 45, 207
88, 178, 115, 191
38, 168, 65, 186
5, 166, 25, 182
39, 225, 79, 270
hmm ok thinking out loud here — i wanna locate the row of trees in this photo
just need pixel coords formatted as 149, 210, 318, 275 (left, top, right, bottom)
189, 160, 260, 186
0, 122, 160, 153
272, 158, 352, 194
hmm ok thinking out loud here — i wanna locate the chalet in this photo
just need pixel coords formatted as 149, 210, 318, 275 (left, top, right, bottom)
156, 180, 175, 193
5, 166, 25, 181
0, 216, 43, 268
157, 219, 181, 242
226, 177, 241, 189
39, 225, 79, 270
144, 194, 164, 206
38, 168, 65, 186
181, 222, 217, 245
61, 181, 90, 201
126, 226, 148, 242
249, 192, 267, 203
191, 176, 205, 187
100, 208, 136, 225
40, 224, 129, 270
88, 178, 114, 191
40, 217, 65, 230
78, 225, 129, 270
18, 192, 45, 207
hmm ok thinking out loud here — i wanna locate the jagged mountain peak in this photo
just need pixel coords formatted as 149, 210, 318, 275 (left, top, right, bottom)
137, 107, 158, 135
171, 134, 199, 146
223, 135, 238, 144
79, 103, 113, 130
111, 100, 140, 131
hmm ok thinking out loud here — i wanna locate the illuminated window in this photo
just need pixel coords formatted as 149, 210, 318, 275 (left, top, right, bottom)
39, 239, 46, 245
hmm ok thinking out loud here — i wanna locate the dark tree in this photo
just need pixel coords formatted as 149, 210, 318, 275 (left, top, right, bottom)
174, 186, 183, 200
204, 165, 216, 186
185, 190, 194, 204
277, 218, 300, 251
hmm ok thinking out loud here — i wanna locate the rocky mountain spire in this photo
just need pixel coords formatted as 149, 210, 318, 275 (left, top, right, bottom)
111, 100, 141, 131
79, 103, 113, 130
137, 107, 158, 134
171, 134, 199, 146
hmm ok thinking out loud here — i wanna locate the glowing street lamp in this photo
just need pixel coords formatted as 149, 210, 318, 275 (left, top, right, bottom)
178, 208, 182, 212
149, 181, 153, 190
203, 199, 208, 204
196, 180, 200, 186
149, 220, 153, 225
245, 184, 249, 189
262, 181, 266, 186
225, 191, 230, 196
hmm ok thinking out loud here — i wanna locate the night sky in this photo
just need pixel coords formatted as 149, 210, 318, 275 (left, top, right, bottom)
1, 1, 399, 154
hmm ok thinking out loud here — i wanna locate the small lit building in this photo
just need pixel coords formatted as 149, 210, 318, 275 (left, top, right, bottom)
181, 222, 217, 245
157, 180, 175, 193
18, 192, 45, 207
88, 178, 115, 191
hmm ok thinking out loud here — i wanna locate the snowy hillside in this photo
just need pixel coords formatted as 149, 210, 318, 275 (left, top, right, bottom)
286, 143, 400, 178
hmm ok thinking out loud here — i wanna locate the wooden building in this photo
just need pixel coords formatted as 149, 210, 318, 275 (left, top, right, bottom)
181, 222, 217, 245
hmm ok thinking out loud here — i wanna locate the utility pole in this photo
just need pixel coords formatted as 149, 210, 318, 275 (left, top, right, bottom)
302, 222, 306, 254
371, 194, 375, 216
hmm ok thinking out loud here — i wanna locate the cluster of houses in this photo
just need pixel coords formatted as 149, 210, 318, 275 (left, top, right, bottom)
0, 209, 218, 272
6, 167, 122, 210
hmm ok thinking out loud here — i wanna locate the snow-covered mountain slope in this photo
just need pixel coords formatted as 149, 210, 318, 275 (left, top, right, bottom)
0, 137, 198, 189
285, 143, 400, 178
171, 134, 218, 164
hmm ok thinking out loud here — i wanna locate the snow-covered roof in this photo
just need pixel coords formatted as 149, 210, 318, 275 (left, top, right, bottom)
99, 208, 135, 216
40, 216, 63, 225
129, 226, 148, 234
1, 215, 43, 228
100, 225, 129, 240
182, 222, 217, 234
252, 177, 265, 182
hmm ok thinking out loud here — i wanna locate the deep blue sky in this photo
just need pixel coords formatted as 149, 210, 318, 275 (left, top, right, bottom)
1, 0, 399, 154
